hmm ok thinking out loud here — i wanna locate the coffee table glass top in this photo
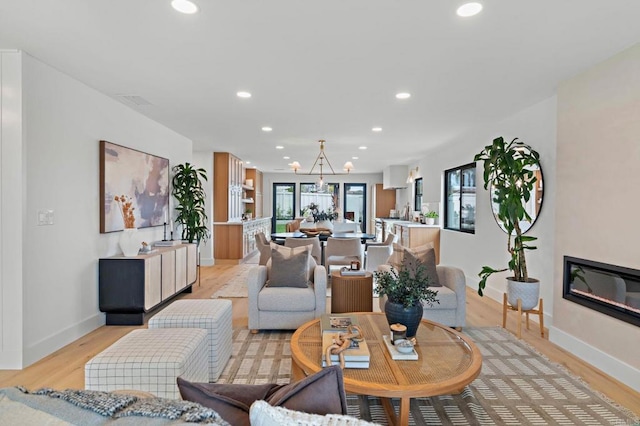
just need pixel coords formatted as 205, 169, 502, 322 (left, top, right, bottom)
291, 312, 482, 397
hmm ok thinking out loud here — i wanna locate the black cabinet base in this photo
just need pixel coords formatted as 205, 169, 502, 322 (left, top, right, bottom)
106, 313, 144, 326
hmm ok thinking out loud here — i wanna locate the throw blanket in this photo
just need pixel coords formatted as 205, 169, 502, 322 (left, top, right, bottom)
0, 387, 229, 425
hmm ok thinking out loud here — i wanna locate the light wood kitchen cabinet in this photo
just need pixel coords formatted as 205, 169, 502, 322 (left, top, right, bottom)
391, 222, 441, 264
99, 244, 197, 325
213, 217, 271, 264
245, 168, 263, 218
214, 152, 245, 222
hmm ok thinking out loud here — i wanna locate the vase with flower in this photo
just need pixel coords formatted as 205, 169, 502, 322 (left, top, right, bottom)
115, 194, 141, 257
307, 202, 338, 232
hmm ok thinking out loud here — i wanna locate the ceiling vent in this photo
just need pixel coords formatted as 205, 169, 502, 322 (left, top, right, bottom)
115, 94, 152, 106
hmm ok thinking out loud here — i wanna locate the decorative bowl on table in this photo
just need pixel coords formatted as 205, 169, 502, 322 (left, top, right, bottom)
394, 339, 415, 354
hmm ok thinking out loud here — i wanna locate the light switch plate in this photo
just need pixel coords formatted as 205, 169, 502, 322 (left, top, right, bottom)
38, 209, 54, 225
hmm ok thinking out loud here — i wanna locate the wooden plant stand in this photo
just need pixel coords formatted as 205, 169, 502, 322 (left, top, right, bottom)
502, 293, 544, 339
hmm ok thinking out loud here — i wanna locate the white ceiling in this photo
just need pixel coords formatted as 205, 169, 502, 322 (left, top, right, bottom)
1, 1, 639, 173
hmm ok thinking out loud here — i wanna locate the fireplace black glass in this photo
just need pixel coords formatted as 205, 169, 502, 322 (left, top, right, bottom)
563, 256, 640, 327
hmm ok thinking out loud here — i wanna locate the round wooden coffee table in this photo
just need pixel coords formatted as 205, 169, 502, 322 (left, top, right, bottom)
290, 313, 482, 426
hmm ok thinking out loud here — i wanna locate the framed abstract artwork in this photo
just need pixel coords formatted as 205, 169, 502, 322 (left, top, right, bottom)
100, 140, 170, 233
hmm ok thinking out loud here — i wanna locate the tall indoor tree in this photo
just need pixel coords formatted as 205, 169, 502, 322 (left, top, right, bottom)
474, 136, 541, 298
172, 163, 209, 244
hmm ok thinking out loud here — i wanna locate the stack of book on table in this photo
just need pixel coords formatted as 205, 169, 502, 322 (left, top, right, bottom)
339, 267, 366, 276
320, 314, 370, 368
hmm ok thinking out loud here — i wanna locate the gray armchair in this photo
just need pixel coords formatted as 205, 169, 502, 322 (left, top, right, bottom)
377, 264, 466, 329
248, 258, 327, 332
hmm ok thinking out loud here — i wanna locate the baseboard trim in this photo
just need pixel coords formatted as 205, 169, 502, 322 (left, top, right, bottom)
24, 313, 105, 367
549, 326, 640, 391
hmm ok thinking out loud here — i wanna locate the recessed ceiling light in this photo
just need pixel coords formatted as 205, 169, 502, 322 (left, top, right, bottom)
352, 156, 359, 160
395, 92, 411, 99
359, 146, 367, 150
245, 161, 251, 165
372, 127, 382, 132
171, 0, 198, 14
457, 2, 483, 17
237, 91, 252, 98
261, 126, 273, 132
283, 156, 290, 160
275, 146, 284, 150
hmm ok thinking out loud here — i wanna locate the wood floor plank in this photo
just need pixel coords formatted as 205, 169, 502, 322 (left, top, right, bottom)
1, 260, 638, 415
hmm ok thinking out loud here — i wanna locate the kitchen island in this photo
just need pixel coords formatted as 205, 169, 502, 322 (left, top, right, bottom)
377, 218, 440, 264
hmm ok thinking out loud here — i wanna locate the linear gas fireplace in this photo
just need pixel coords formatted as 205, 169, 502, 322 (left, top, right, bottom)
563, 256, 640, 327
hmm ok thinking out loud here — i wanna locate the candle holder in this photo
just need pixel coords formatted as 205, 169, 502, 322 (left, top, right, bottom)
162, 222, 168, 241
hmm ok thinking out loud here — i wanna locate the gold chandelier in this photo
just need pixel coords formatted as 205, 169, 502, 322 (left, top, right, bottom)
290, 140, 354, 190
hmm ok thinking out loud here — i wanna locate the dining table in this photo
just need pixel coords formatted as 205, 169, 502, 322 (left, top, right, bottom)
270, 231, 376, 266
270, 231, 376, 244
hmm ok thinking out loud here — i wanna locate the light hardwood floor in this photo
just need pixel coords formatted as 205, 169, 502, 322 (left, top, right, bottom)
1, 259, 638, 415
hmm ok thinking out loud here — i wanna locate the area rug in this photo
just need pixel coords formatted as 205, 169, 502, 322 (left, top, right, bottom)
217, 327, 639, 425
210, 264, 254, 298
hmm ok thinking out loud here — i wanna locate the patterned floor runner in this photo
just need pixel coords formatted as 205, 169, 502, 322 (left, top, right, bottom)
217, 327, 638, 425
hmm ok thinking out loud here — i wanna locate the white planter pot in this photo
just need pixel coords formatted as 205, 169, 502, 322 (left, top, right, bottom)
425, 218, 435, 225
315, 220, 334, 231
119, 228, 142, 257
506, 277, 540, 311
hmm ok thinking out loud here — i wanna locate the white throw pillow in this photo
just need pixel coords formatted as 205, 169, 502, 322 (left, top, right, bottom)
249, 400, 381, 426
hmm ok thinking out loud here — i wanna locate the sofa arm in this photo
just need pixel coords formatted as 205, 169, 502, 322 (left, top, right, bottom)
436, 265, 467, 327
248, 266, 268, 330
313, 265, 327, 316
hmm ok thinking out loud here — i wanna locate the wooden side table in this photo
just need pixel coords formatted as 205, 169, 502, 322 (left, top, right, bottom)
330, 270, 373, 313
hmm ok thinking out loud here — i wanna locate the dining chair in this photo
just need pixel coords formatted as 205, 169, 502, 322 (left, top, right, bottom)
255, 232, 272, 265
285, 236, 322, 265
324, 237, 363, 274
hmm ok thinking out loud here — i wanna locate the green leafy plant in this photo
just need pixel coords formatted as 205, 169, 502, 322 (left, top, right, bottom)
474, 136, 541, 296
374, 263, 439, 309
425, 211, 439, 219
307, 202, 338, 222
172, 163, 209, 244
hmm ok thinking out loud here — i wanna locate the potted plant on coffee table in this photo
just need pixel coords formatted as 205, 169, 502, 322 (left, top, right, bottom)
474, 136, 541, 310
374, 261, 439, 338
172, 162, 210, 244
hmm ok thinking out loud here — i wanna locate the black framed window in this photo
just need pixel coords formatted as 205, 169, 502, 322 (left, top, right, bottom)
272, 183, 296, 233
444, 163, 476, 233
414, 178, 423, 212
344, 183, 366, 231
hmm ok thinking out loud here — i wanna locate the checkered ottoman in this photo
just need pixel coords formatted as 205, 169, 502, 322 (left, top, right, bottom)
85, 328, 208, 399
148, 299, 232, 382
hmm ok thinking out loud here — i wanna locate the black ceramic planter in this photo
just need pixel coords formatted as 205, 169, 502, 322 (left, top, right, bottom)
384, 300, 423, 338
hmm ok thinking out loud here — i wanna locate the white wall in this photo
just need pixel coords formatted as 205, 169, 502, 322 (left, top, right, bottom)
192, 151, 214, 266
398, 96, 558, 325
0, 50, 25, 368
553, 43, 640, 388
0, 52, 193, 368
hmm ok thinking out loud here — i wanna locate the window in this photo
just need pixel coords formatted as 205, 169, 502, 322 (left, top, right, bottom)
414, 178, 423, 212
300, 183, 339, 216
444, 163, 476, 233
344, 183, 366, 232
272, 183, 296, 233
